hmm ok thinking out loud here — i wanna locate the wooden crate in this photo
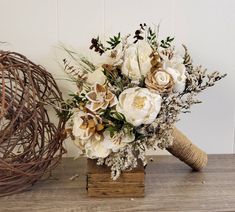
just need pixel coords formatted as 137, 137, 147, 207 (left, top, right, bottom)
86, 159, 145, 197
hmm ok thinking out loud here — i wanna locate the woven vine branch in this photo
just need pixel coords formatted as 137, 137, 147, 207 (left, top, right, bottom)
0, 51, 66, 196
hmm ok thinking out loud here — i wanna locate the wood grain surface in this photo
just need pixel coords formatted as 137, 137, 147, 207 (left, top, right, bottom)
87, 159, 145, 197
0, 155, 235, 212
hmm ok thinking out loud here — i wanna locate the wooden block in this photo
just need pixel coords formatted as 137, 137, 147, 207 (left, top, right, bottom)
86, 159, 145, 197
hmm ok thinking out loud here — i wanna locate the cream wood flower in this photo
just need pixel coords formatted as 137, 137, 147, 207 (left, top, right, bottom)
116, 87, 162, 126
102, 130, 135, 152
74, 129, 135, 159
74, 136, 111, 159
86, 67, 106, 85
100, 43, 124, 66
161, 53, 187, 93
86, 83, 117, 112
72, 111, 104, 140
84, 138, 111, 159
72, 111, 109, 159
122, 41, 152, 81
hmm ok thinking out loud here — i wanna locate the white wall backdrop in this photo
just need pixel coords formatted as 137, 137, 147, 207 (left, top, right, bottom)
0, 0, 234, 156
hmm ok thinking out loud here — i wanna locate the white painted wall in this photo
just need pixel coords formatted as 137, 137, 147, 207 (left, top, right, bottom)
0, 0, 234, 156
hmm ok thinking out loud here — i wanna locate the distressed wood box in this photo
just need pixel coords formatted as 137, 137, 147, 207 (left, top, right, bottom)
86, 159, 145, 197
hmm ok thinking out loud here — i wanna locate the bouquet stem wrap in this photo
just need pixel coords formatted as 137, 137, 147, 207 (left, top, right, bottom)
167, 128, 208, 171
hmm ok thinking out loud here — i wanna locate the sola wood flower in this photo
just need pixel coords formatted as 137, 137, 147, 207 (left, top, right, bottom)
145, 52, 174, 94
160, 52, 187, 93
74, 136, 111, 159
72, 111, 104, 141
86, 83, 117, 112
122, 40, 152, 80
145, 69, 174, 94
100, 43, 124, 66
116, 87, 162, 126
101, 130, 135, 152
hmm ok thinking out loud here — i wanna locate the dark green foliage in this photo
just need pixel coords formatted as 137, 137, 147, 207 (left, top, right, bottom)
101, 108, 133, 137
102, 66, 131, 95
147, 27, 157, 47
107, 33, 121, 49
160, 36, 174, 48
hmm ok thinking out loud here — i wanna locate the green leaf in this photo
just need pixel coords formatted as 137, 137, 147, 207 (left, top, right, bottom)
109, 110, 125, 121
106, 33, 122, 49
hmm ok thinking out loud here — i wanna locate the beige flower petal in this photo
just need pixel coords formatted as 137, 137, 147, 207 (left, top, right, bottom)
101, 101, 109, 109
88, 127, 96, 136
96, 124, 104, 131
90, 102, 103, 111
86, 91, 98, 102
88, 119, 96, 128
109, 96, 118, 107
95, 83, 106, 93
79, 122, 88, 130
106, 91, 114, 101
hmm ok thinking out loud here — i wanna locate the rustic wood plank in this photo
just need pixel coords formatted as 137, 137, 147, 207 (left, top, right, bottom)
0, 155, 235, 212
87, 159, 145, 197
88, 186, 145, 197
87, 176, 145, 185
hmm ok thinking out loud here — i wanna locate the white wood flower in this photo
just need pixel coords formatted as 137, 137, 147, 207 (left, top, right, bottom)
161, 53, 187, 93
100, 43, 124, 66
72, 112, 110, 158
83, 137, 111, 159
87, 67, 106, 85
102, 130, 135, 152
122, 41, 152, 81
76, 130, 135, 159
116, 87, 162, 126
74, 136, 111, 159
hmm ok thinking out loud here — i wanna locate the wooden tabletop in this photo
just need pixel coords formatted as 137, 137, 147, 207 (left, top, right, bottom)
1, 154, 235, 212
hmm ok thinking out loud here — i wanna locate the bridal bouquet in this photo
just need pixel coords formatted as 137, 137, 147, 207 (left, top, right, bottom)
60, 24, 226, 179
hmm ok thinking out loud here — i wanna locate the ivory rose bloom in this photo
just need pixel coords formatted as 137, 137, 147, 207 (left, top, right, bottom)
122, 41, 152, 81
116, 87, 162, 126
161, 53, 187, 93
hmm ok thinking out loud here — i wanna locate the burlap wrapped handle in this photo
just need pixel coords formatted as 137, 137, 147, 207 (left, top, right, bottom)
166, 128, 208, 171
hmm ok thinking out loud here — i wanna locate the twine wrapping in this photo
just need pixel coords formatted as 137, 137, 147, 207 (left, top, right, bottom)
167, 128, 208, 171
